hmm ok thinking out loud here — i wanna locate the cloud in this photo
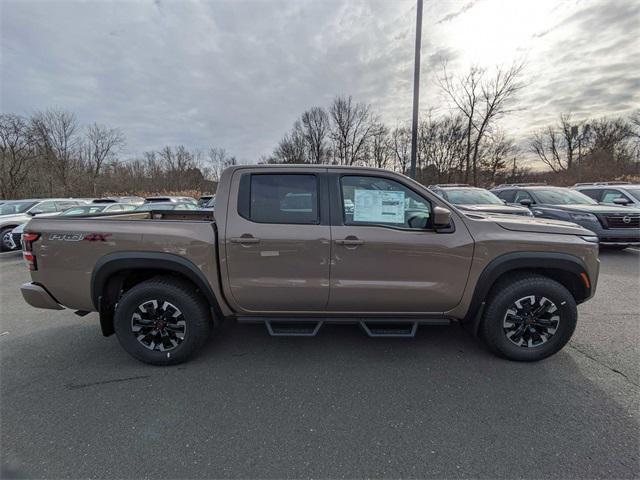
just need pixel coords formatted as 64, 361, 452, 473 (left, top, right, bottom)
1, 0, 637, 164
436, 1, 477, 24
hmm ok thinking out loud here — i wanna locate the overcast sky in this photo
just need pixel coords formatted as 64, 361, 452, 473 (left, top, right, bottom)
2, 0, 639, 162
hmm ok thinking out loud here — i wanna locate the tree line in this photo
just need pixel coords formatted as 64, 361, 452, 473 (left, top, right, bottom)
266, 62, 639, 187
1, 62, 639, 199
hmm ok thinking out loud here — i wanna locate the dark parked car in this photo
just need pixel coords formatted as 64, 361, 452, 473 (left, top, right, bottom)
491, 184, 640, 249
429, 184, 533, 217
573, 182, 640, 208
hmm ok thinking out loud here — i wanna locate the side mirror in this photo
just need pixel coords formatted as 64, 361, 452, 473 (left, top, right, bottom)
28, 210, 42, 216
613, 197, 629, 205
433, 206, 452, 228
519, 199, 533, 207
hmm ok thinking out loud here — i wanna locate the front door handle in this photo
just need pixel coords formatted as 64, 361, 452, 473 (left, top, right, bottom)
335, 237, 364, 246
230, 235, 260, 244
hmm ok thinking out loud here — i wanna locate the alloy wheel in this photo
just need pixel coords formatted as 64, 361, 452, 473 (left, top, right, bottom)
503, 295, 560, 348
131, 299, 187, 352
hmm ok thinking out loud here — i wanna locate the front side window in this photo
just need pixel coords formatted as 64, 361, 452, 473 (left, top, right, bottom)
514, 191, 534, 204
601, 189, 631, 204
578, 189, 602, 201
341, 176, 431, 229
244, 174, 319, 224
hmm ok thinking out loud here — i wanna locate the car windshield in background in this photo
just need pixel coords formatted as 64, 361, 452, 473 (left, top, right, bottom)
137, 203, 176, 211
445, 189, 504, 205
626, 187, 640, 201
534, 189, 598, 205
0, 201, 38, 216
62, 206, 107, 216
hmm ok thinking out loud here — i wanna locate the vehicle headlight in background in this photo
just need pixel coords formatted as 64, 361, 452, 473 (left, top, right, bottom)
570, 213, 598, 223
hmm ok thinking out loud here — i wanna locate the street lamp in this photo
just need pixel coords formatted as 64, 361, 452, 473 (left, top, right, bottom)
409, 0, 423, 180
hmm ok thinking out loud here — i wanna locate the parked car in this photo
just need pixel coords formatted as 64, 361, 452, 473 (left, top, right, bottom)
491, 184, 640, 249
573, 182, 640, 207
144, 196, 197, 204
429, 184, 533, 217
135, 202, 198, 211
21, 165, 599, 365
8, 203, 138, 249
0, 199, 86, 251
91, 196, 145, 205
197, 195, 215, 208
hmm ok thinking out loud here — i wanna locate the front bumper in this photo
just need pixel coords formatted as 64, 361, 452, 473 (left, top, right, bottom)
21, 283, 64, 310
571, 220, 640, 246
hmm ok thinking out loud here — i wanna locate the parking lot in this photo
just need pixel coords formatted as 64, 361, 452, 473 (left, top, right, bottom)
1, 249, 638, 479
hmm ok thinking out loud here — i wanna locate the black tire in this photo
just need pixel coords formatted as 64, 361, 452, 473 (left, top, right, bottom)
480, 274, 577, 362
114, 276, 213, 365
1, 227, 18, 252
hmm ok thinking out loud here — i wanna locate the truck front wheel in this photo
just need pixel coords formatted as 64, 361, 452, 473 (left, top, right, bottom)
113, 277, 212, 365
480, 275, 577, 362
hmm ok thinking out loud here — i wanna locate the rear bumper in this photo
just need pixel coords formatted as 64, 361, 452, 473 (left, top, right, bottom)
21, 283, 64, 310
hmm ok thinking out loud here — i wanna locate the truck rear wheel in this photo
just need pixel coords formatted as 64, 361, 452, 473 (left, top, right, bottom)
480, 275, 577, 362
114, 277, 212, 365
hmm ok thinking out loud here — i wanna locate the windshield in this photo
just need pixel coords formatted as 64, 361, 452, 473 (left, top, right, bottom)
534, 188, 597, 205
62, 206, 107, 216
444, 189, 504, 205
626, 187, 640, 201
0, 201, 38, 216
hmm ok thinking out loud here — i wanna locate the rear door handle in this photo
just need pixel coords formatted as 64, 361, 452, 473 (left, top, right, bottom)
230, 236, 260, 244
335, 237, 364, 246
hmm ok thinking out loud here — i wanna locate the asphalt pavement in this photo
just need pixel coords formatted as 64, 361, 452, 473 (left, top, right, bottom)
1, 249, 639, 479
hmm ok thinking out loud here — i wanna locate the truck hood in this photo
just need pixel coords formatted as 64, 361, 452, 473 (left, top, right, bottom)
457, 204, 531, 215
493, 215, 593, 236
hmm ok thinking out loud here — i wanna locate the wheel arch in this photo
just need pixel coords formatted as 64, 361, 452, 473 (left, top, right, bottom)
92, 252, 221, 336
464, 252, 592, 329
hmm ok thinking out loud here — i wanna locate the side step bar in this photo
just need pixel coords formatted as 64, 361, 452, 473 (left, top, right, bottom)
265, 320, 323, 337
359, 320, 418, 338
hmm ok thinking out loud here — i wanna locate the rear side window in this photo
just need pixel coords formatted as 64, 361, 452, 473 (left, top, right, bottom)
579, 189, 602, 201
495, 190, 515, 202
239, 174, 319, 224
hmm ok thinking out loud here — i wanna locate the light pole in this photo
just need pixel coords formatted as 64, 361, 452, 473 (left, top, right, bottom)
409, 0, 423, 180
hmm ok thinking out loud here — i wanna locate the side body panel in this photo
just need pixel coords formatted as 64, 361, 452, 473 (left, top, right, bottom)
220, 167, 332, 313
326, 169, 475, 313
26, 217, 228, 313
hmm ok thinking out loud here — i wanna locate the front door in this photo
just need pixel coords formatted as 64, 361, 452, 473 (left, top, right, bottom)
224, 169, 331, 313
327, 171, 474, 314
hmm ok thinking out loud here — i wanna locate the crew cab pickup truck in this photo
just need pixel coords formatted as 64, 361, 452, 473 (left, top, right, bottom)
20, 166, 599, 365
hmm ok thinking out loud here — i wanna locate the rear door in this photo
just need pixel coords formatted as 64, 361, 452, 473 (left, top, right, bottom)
224, 168, 331, 313
327, 171, 474, 314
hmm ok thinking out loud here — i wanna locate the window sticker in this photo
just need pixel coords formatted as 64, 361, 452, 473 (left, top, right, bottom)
353, 189, 405, 224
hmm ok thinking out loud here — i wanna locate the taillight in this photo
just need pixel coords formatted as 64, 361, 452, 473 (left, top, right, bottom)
22, 232, 40, 271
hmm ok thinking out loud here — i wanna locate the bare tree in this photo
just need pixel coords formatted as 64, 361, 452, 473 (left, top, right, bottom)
0, 114, 38, 198
84, 123, 125, 195
438, 61, 524, 185
31, 109, 80, 196
390, 125, 411, 174
300, 107, 330, 164
369, 122, 391, 169
208, 147, 236, 182
530, 114, 588, 173
273, 124, 306, 164
329, 95, 375, 165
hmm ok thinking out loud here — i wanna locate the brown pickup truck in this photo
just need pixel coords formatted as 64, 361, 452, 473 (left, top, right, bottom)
20, 165, 599, 365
